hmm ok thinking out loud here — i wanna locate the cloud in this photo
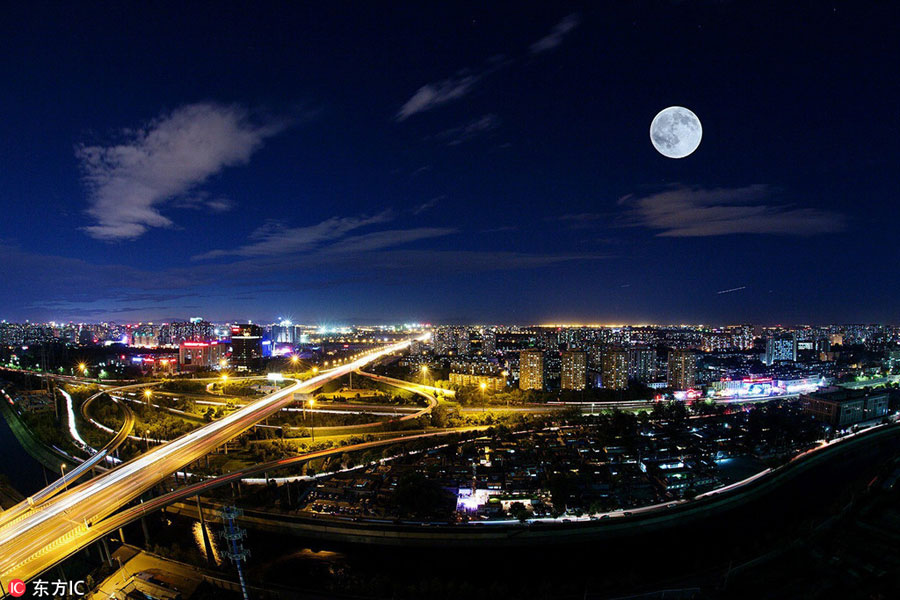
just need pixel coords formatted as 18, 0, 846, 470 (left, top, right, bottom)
530, 13, 581, 54
0, 231, 600, 321
396, 14, 578, 122
435, 114, 500, 145
193, 211, 395, 260
396, 72, 481, 121
77, 103, 289, 241
321, 228, 456, 254
619, 185, 846, 237
412, 195, 445, 215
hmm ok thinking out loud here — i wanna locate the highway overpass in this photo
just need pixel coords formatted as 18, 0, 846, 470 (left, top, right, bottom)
0, 337, 420, 587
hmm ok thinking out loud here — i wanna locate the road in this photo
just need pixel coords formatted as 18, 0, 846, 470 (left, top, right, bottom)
0, 337, 420, 587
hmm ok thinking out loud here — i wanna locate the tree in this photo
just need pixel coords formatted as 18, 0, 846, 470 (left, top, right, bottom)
509, 501, 530, 522
431, 403, 451, 428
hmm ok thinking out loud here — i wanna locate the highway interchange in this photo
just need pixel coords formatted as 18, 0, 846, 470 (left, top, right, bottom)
0, 338, 419, 587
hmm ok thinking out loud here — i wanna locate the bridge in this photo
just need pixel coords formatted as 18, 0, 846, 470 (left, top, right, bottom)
0, 337, 420, 587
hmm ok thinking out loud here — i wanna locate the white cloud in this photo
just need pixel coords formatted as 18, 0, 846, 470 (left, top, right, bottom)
530, 13, 581, 54
192, 211, 400, 260
619, 185, 846, 237
412, 195, 445, 215
77, 103, 288, 240
396, 73, 480, 121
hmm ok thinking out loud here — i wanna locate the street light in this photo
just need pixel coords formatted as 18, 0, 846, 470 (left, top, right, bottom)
311, 366, 319, 375
78, 363, 87, 375
144, 389, 152, 405
502, 371, 510, 407
221, 374, 228, 394
290, 355, 300, 367
308, 398, 316, 442
480, 381, 487, 413
60, 463, 69, 492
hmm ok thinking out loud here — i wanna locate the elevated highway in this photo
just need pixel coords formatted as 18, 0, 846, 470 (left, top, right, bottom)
0, 338, 419, 586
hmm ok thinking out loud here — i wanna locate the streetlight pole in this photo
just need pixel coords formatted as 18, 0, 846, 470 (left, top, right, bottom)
309, 398, 316, 442
60, 463, 69, 492
502, 371, 509, 408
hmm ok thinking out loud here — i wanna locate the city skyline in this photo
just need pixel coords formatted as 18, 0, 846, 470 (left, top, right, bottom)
1, 4, 897, 324
2, 4, 898, 598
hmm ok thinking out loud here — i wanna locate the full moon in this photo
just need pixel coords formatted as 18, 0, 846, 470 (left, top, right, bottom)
650, 106, 702, 158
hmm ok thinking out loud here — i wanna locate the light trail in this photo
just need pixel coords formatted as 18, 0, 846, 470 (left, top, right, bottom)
58, 388, 89, 451
0, 337, 421, 584
716, 286, 747, 294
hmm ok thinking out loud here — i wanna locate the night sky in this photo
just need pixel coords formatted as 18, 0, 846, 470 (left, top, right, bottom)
0, 2, 897, 325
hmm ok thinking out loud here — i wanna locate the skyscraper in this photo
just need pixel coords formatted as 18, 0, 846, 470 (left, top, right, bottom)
765, 335, 798, 365
231, 323, 263, 369
561, 350, 587, 390
667, 350, 697, 390
627, 347, 657, 382
519, 350, 545, 391
600, 348, 628, 390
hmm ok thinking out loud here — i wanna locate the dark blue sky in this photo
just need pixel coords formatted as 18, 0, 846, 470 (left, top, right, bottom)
0, 2, 897, 325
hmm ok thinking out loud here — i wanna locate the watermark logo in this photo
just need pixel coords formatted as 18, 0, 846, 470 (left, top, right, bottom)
7, 579, 26, 598
4, 579, 86, 598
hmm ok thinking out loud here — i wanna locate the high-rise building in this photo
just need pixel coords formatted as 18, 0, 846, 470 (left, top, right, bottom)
765, 335, 797, 365
454, 329, 471, 355
434, 328, 454, 355
667, 350, 697, 390
600, 348, 628, 390
537, 328, 560, 351
519, 350, 545, 391
179, 341, 226, 370
627, 347, 657, 382
561, 351, 587, 390
481, 328, 496, 355
231, 324, 263, 369
433, 326, 471, 355
271, 320, 298, 344
166, 319, 214, 345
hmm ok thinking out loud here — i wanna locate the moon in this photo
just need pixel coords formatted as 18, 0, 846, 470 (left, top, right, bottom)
650, 106, 702, 158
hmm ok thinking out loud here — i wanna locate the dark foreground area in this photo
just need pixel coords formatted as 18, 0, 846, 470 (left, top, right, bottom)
132, 429, 900, 600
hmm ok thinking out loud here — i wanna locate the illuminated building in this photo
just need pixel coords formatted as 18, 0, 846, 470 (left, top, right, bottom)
765, 335, 797, 365
178, 341, 226, 370
164, 319, 214, 345
627, 347, 657, 382
433, 326, 472, 355
667, 350, 697, 390
600, 348, 628, 390
560, 350, 587, 390
519, 350, 545, 391
800, 387, 889, 427
481, 328, 496, 355
885, 349, 900, 372
449, 373, 506, 391
231, 323, 264, 369
271, 319, 298, 344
